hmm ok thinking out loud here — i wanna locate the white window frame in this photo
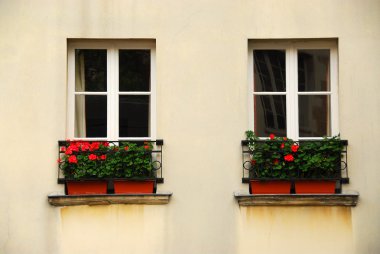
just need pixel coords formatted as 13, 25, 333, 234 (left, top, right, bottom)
67, 40, 156, 141
248, 40, 339, 140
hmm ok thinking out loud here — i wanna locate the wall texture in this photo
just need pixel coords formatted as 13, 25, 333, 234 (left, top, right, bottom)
0, 0, 379, 253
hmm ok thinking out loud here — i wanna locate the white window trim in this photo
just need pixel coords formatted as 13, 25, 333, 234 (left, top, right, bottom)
248, 40, 339, 140
67, 40, 156, 141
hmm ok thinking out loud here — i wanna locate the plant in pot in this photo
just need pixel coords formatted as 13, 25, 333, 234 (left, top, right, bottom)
58, 141, 113, 195
246, 131, 296, 194
246, 131, 344, 194
111, 142, 156, 194
294, 137, 343, 194
58, 141, 156, 195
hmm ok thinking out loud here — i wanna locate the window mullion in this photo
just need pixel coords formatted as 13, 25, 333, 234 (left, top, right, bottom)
285, 47, 297, 139
293, 46, 299, 140
114, 47, 120, 140
107, 47, 118, 140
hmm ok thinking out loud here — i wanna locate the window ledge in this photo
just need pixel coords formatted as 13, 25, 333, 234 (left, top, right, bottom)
48, 192, 172, 206
234, 191, 359, 207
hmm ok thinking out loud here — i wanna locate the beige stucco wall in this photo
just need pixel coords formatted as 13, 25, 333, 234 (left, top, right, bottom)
238, 207, 354, 254
0, 0, 379, 253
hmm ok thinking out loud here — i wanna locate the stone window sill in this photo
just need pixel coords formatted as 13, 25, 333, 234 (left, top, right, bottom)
234, 191, 359, 206
48, 192, 172, 206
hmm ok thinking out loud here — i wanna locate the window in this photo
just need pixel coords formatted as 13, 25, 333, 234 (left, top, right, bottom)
67, 40, 156, 140
248, 40, 338, 139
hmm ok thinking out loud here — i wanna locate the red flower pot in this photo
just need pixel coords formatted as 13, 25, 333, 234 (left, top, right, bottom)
66, 180, 108, 195
295, 180, 336, 194
249, 180, 291, 194
114, 180, 156, 194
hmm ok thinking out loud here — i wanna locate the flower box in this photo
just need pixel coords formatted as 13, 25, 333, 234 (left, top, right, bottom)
244, 131, 346, 194
249, 180, 291, 194
66, 180, 108, 195
114, 179, 156, 194
58, 140, 162, 195
295, 180, 336, 194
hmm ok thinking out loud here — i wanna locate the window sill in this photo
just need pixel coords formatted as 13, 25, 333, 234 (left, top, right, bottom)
48, 192, 172, 206
234, 191, 359, 207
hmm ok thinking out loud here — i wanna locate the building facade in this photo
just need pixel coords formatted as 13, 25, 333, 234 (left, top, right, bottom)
0, 0, 379, 253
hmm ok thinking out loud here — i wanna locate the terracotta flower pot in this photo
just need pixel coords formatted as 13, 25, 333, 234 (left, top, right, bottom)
66, 180, 108, 195
114, 180, 156, 194
249, 180, 291, 194
295, 180, 336, 194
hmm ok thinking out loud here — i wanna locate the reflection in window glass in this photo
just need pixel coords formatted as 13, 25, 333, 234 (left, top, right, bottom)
299, 95, 331, 137
298, 49, 330, 91
254, 95, 286, 137
119, 50, 150, 92
75, 95, 107, 137
119, 95, 149, 137
75, 49, 107, 92
254, 50, 286, 92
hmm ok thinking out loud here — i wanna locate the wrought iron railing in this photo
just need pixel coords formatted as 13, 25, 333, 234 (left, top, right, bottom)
57, 139, 164, 184
241, 139, 348, 184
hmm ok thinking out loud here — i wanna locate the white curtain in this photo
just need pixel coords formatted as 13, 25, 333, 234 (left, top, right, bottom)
75, 52, 86, 137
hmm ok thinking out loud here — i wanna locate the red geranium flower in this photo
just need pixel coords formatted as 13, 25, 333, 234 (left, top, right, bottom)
291, 144, 299, 153
60, 146, 66, 152
90, 142, 100, 151
68, 143, 79, 152
251, 159, 256, 165
98, 154, 107, 160
57, 158, 62, 164
65, 147, 73, 155
88, 154, 97, 161
284, 154, 294, 162
68, 155, 77, 164
280, 143, 285, 149
124, 146, 129, 151
80, 142, 91, 151
283, 137, 287, 141
144, 145, 150, 150
102, 142, 109, 147
269, 134, 275, 140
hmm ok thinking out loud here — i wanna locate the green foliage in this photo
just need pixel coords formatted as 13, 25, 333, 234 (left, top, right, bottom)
245, 130, 344, 180
59, 141, 154, 179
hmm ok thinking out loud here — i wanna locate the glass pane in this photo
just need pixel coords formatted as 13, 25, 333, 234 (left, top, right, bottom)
298, 49, 330, 91
75, 49, 107, 92
119, 95, 149, 137
299, 95, 331, 137
119, 50, 150, 91
254, 95, 286, 137
75, 95, 107, 137
254, 50, 286, 92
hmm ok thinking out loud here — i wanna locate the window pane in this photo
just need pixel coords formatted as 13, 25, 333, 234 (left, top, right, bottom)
119, 95, 149, 137
119, 50, 150, 91
254, 50, 286, 92
299, 95, 331, 137
75, 95, 107, 137
254, 95, 286, 137
75, 49, 107, 92
298, 49, 330, 91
